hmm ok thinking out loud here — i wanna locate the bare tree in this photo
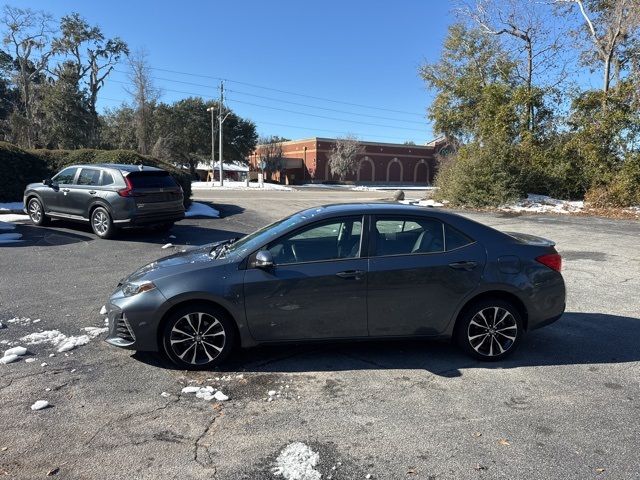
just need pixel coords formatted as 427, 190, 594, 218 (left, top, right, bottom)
126, 49, 160, 154
556, 0, 640, 94
258, 136, 285, 180
328, 135, 364, 181
1, 5, 55, 147
460, 0, 568, 131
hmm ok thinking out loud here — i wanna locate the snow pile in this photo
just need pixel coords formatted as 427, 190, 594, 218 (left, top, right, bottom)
185, 202, 220, 218
271, 442, 321, 480
1, 345, 28, 364
0, 213, 30, 222
352, 185, 437, 192
502, 194, 584, 214
181, 385, 229, 402
0, 232, 23, 244
0, 202, 24, 213
6, 317, 39, 326
30, 400, 49, 411
192, 181, 292, 191
161, 243, 174, 249
20, 326, 107, 352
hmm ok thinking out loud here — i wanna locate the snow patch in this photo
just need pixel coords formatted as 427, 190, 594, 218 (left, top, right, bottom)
6, 317, 35, 326
30, 400, 49, 411
20, 326, 107, 352
192, 181, 292, 191
0, 213, 30, 222
0, 202, 24, 213
272, 442, 321, 480
182, 385, 229, 402
185, 202, 220, 218
4, 346, 27, 357
161, 243, 174, 249
0, 221, 16, 231
0, 354, 19, 364
99, 305, 107, 315
399, 199, 444, 207
502, 194, 584, 214
0, 232, 23, 244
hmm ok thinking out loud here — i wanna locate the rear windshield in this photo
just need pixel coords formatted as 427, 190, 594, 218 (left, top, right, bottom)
127, 172, 178, 189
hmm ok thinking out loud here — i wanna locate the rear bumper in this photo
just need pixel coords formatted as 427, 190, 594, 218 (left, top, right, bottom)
113, 210, 185, 226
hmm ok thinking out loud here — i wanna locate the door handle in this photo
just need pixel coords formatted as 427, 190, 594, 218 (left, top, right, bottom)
448, 261, 478, 271
88, 190, 96, 195
336, 270, 364, 279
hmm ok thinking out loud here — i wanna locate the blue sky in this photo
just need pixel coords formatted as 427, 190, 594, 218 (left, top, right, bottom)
8, 0, 454, 143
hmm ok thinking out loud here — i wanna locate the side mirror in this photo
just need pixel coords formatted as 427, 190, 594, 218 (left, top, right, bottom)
255, 250, 274, 269
43, 178, 52, 186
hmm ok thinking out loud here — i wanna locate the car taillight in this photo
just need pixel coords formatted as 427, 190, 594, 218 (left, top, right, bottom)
536, 253, 562, 272
118, 177, 134, 197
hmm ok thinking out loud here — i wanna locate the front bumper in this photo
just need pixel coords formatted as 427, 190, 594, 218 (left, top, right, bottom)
105, 286, 170, 351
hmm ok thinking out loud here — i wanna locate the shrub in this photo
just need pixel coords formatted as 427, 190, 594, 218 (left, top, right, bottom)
434, 142, 524, 207
585, 153, 640, 208
0, 142, 50, 202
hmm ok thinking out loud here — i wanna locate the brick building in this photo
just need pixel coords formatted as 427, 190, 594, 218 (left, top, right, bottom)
248, 137, 445, 185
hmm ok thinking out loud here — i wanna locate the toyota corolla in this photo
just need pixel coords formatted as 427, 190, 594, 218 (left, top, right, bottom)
104, 203, 565, 369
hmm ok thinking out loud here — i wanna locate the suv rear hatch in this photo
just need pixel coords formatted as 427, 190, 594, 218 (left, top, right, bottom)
124, 171, 184, 213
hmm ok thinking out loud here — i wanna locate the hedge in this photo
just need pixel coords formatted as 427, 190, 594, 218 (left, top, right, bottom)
0, 142, 192, 208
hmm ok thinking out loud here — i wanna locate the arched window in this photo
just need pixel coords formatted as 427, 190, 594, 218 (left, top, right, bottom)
386, 158, 403, 182
413, 159, 430, 184
357, 156, 375, 182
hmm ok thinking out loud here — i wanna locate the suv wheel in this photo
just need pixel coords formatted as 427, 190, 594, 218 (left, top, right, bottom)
27, 198, 49, 226
91, 206, 116, 239
162, 304, 236, 370
456, 299, 523, 361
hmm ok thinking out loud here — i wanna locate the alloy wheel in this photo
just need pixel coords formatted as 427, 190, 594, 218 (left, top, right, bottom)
169, 312, 226, 365
93, 210, 109, 235
29, 199, 42, 223
467, 306, 518, 357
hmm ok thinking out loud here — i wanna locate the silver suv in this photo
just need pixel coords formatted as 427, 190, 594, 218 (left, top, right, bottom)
23, 163, 185, 238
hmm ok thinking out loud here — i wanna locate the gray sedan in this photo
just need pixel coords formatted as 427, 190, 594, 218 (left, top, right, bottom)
105, 203, 565, 369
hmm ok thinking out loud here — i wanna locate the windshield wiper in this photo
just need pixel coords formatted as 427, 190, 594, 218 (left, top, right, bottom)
210, 237, 239, 258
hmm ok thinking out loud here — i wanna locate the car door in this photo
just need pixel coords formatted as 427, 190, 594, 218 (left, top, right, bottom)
367, 215, 486, 337
66, 167, 102, 217
42, 167, 78, 214
243, 216, 368, 341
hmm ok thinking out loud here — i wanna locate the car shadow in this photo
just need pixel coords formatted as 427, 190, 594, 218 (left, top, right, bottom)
0, 223, 94, 247
210, 202, 245, 218
131, 312, 640, 377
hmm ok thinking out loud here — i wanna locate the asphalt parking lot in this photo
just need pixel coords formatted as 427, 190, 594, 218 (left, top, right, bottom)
1, 188, 639, 479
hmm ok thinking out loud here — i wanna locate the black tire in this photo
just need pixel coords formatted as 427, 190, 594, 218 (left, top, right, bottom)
455, 299, 523, 361
161, 303, 236, 370
27, 197, 49, 226
90, 206, 116, 239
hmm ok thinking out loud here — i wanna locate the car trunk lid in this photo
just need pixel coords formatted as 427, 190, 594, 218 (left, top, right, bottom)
125, 171, 183, 210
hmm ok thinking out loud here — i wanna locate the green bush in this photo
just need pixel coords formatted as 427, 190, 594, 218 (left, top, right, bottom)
585, 153, 640, 208
0, 142, 50, 202
0, 143, 192, 207
31, 148, 192, 208
434, 142, 525, 207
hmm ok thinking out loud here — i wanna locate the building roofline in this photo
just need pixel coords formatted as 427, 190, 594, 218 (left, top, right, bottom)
256, 136, 438, 150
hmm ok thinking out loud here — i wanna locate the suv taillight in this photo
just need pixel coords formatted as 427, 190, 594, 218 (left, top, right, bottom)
118, 177, 134, 197
536, 253, 562, 272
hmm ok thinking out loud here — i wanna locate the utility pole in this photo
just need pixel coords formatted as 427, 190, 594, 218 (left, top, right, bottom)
218, 81, 227, 187
206, 105, 216, 183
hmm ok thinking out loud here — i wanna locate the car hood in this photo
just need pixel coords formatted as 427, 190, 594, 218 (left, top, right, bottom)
123, 240, 230, 283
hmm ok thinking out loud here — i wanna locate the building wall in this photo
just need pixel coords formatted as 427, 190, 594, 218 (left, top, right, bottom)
249, 137, 441, 184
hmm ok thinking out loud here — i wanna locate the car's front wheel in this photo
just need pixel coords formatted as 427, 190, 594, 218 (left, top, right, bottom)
27, 197, 49, 226
91, 206, 116, 239
161, 304, 236, 369
456, 299, 523, 361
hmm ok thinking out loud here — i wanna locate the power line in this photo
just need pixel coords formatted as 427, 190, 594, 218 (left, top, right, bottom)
110, 69, 426, 125
107, 78, 427, 133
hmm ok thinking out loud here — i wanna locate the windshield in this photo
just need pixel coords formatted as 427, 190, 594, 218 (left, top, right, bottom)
216, 207, 328, 260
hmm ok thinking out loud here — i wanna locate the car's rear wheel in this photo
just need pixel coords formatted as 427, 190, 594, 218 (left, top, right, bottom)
161, 304, 236, 370
91, 206, 116, 239
27, 198, 49, 226
456, 299, 523, 361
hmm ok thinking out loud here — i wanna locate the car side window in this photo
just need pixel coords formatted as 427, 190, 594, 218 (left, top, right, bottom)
374, 217, 444, 256
100, 171, 115, 186
445, 224, 474, 251
77, 168, 101, 186
267, 217, 362, 265
52, 167, 78, 185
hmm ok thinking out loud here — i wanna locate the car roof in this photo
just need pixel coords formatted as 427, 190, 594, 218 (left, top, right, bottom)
67, 163, 165, 173
298, 202, 460, 219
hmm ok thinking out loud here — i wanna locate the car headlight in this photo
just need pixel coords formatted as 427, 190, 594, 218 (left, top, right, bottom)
121, 281, 156, 297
